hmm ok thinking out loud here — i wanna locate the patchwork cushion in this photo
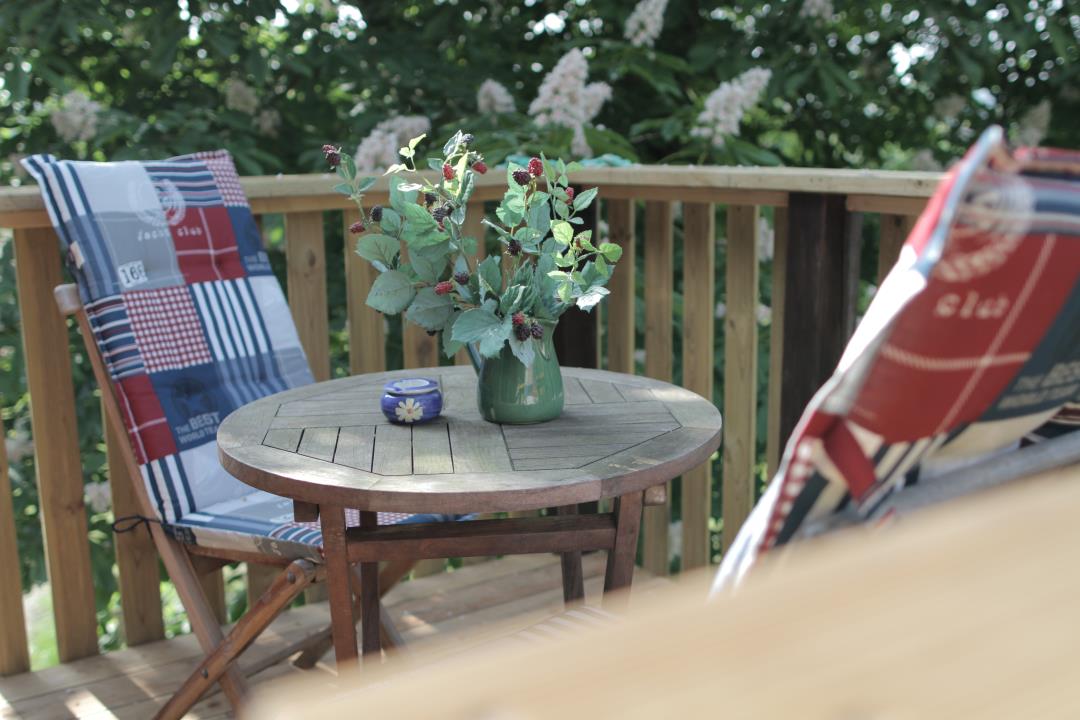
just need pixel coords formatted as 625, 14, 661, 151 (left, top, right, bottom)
23, 150, 452, 559
715, 129, 1080, 589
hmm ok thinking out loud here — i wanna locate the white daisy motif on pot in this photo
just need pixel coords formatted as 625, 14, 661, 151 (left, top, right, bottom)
395, 398, 424, 423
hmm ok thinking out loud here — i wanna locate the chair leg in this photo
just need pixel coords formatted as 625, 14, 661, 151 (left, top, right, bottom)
154, 532, 249, 710
292, 557, 416, 669
154, 560, 320, 720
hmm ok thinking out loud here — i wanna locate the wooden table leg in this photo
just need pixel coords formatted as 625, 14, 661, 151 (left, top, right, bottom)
603, 491, 644, 609
555, 504, 585, 605
320, 505, 358, 668
358, 511, 382, 659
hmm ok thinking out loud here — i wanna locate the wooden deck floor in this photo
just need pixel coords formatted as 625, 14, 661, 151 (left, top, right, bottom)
0, 554, 666, 719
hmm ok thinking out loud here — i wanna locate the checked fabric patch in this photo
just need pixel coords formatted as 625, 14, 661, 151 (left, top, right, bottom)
22, 150, 452, 560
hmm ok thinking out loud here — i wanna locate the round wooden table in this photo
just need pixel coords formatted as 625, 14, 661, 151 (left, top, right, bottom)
218, 366, 722, 665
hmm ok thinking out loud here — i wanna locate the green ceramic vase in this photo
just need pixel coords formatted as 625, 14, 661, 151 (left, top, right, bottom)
467, 322, 564, 424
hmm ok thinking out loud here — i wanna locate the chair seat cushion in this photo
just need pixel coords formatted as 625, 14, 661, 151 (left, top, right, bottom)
163, 488, 461, 561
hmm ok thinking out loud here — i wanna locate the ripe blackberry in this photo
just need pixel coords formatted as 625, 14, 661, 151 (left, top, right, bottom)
527, 157, 543, 177
512, 169, 531, 186
370, 205, 383, 222
461, 133, 475, 146
513, 323, 531, 342
424, 192, 437, 206
322, 144, 341, 167
432, 206, 449, 222
529, 322, 544, 340
454, 271, 470, 285
507, 238, 522, 256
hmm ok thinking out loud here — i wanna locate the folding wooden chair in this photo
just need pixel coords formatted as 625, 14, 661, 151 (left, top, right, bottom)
714, 125, 1080, 591
21, 150, 444, 719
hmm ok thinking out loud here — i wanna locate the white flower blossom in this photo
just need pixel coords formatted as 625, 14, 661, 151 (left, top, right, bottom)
934, 94, 966, 123
528, 49, 612, 157
624, 0, 669, 48
4, 433, 33, 462
668, 519, 682, 560
715, 302, 727, 319
85, 482, 112, 514
633, 348, 646, 365
757, 217, 774, 262
1015, 100, 1051, 147
910, 149, 942, 172
254, 108, 281, 137
799, 0, 835, 21
756, 303, 772, 326
476, 79, 516, 114
354, 115, 432, 171
395, 398, 424, 423
50, 91, 101, 144
223, 78, 258, 115
691, 68, 771, 149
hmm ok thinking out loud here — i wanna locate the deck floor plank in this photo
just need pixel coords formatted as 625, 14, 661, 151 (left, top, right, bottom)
0, 555, 665, 719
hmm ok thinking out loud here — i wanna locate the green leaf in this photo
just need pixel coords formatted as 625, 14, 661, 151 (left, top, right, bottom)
411, 250, 448, 284
496, 190, 525, 226
551, 220, 573, 246
452, 306, 512, 358
366, 270, 415, 314
443, 130, 464, 156
599, 242, 623, 263
357, 177, 377, 193
379, 208, 402, 236
460, 235, 479, 256
508, 336, 535, 367
575, 285, 609, 311
406, 287, 454, 331
389, 176, 417, 213
402, 203, 443, 247
442, 324, 465, 358
333, 182, 353, 196
499, 285, 525, 315
526, 196, 551, 237
477, 255, 503, 298
572, 187, 599, 212
356, 233, 399, 269
340, 152, 357, 180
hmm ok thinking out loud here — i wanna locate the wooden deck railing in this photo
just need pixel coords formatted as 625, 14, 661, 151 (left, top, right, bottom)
0, 164, 941, 672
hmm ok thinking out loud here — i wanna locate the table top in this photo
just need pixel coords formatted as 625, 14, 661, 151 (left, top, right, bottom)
218, 366, 722, 514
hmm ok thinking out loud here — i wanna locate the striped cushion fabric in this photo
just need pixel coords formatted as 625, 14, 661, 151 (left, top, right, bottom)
715, 128, 1080, 589
22, 151, 447, 560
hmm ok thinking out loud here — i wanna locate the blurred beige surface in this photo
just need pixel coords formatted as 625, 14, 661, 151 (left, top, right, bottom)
247, 463, 1080, 720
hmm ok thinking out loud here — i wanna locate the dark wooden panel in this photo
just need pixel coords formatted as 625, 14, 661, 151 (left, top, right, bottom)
779, 193, 862, 448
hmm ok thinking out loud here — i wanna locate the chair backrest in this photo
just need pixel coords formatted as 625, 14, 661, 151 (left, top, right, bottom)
22, 151, 313, 523
715, 126, 1080, 589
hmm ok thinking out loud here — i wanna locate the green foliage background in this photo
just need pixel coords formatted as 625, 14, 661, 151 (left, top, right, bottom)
0, 0, 1073, 664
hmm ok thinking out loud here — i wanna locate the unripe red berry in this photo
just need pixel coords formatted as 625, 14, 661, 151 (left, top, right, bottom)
472, 160, 488, 174
349, 220, 365, 234
443, 163, 455, 181
434, 281, 453, 295
565, 187, 575, 201
527, 157, 543, 177
512, 312, 526, 326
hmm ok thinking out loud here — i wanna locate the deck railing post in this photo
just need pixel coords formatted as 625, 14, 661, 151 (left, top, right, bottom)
641, 201, 674, 576
604, 199, 636, 375
778, 193, 862, 455
721, 206, 760, 552
0, 414, 30, 675
12, 228, 99, 662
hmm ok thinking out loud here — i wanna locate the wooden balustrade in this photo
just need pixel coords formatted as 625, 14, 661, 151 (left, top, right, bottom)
0, 165, 936, 672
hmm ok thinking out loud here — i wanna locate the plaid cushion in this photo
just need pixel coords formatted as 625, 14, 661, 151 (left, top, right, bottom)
22, 150, 450, 559
715, 128, 1080, 588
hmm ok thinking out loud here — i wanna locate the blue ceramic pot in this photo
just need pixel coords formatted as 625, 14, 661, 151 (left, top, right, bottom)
381, 378, 443, 425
